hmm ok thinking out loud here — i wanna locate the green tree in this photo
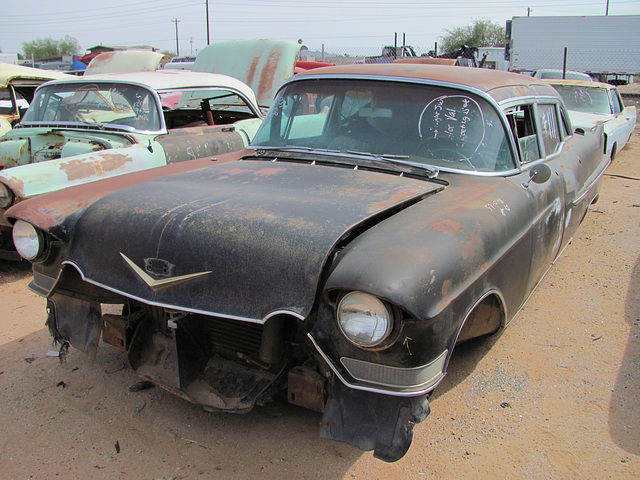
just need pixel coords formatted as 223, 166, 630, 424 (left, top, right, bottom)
22, 35, 81, 61
440, 19, 505, 54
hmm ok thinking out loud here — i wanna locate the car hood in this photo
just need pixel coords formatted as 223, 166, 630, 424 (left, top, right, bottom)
66, 159, 442, 322
568, 110, 613, 129
192, 39, 301, 108
0, 62, 71, 88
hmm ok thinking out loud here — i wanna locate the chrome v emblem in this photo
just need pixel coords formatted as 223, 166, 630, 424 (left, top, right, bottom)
120, 253, 211, 290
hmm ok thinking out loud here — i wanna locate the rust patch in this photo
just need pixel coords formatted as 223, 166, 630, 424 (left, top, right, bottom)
461, 233, 483, 260
369, 187, 425, 212
1, 175, 26, 198
257, 48, 282, 105
220, 168, 252, 176
431, 219, 463, 235
59, 152, 135, 182
246, 58, 259, 94
254, 167, 284, 176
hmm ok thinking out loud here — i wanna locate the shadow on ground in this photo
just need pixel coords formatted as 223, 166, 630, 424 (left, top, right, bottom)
609, 255, 640, 455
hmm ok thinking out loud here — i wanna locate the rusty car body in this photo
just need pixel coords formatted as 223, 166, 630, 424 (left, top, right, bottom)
0, 39, 301, 259
0, 62, 71, 137
548, 79, 636, 160
7, 64, 607, 461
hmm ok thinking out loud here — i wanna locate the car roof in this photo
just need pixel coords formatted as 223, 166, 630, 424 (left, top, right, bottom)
38, 70, 259, 105
534, 69, 593, 80
291, 64, 562, 103
0, 62, 72, 88
546, 79, 615, 90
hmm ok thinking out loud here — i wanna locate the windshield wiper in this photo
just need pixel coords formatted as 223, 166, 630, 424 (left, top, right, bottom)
254, 145, 341, 155
346, 150, 410, 160
345, 150, 439, 177
253, 146, 439, 178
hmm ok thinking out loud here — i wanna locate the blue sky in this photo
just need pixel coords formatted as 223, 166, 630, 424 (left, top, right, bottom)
1, 0, 639, 57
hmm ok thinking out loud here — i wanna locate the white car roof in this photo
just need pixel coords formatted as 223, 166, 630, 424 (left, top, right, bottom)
40, 70, 259, 107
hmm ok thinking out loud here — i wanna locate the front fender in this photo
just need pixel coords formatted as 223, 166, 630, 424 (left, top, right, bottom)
0, 141, 168, 201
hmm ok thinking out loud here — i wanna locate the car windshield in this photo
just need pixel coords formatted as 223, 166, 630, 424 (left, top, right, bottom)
252, 78, 516, 173
553, 85, 612, 115
22, 82, 162, 131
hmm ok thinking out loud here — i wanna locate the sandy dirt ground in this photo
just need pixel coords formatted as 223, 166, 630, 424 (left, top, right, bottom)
1, 125, 639, 480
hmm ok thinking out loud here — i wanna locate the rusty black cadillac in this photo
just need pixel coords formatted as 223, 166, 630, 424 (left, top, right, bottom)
6, 64, 607, 461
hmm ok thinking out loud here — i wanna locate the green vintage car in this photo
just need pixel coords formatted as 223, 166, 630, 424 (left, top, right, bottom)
0, 40, 301, 259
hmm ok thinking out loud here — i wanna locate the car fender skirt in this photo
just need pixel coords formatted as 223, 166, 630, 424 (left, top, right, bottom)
320, 378, 430, 462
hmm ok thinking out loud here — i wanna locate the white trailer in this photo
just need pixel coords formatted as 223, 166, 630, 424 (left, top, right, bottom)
476, 47, 509, 71
0, 53, 18, 65
507, 15, 640, 84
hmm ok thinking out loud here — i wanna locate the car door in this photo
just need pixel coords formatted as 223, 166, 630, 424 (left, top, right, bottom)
503, 102, 566, 294
607, 88, 636, 154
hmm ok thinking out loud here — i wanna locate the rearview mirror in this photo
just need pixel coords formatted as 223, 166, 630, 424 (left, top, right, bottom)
522, 163, 552, 188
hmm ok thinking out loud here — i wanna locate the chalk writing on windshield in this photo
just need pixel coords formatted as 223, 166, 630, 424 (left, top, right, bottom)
418, 95, 486, 157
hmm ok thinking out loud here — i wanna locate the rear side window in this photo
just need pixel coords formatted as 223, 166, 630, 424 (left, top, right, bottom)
505, 104, 540, 163
536, 104, 561, 156
610, 90, 623, 114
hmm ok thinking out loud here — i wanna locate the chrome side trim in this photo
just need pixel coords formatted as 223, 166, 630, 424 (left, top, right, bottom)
62, 260, 306, 324
308, 333, 447, 397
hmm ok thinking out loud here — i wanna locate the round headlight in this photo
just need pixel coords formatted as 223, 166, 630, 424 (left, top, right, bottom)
0, 182, 13, 209
12, 220, 44, 260
337, 291, 393, 348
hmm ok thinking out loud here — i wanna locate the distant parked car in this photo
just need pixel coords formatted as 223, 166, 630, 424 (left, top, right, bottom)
0, 39, 301, 260
0, 63, 71, 137
163, 56, 196, 71
549, 79, 636, 160
6, 64, 607, 461
533, 69, 593, 81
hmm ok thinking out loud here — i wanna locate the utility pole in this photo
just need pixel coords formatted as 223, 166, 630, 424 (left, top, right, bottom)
171, 18, 180, 56
190, 37, 193, 57
606, 0, 610, 15
205, 0, 211, 45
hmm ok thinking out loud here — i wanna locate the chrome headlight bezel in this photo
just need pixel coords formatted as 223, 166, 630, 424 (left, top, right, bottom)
0, 182, 13, 209
12, 220, 44, 261
337, 291, 394, 349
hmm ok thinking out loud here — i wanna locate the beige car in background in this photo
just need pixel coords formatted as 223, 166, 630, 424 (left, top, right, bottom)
0, 62, 71, 138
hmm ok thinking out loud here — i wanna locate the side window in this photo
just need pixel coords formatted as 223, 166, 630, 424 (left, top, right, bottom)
536, 104, 561, 156
505, 104, 541, 163
611, 90, 623, 114
0, 88, 13, 115
288, 94, 333, 140
559, 108, 571, 137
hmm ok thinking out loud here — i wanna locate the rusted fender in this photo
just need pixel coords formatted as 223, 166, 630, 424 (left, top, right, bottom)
5, 149, 248, 237
0, 142, 169, 202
